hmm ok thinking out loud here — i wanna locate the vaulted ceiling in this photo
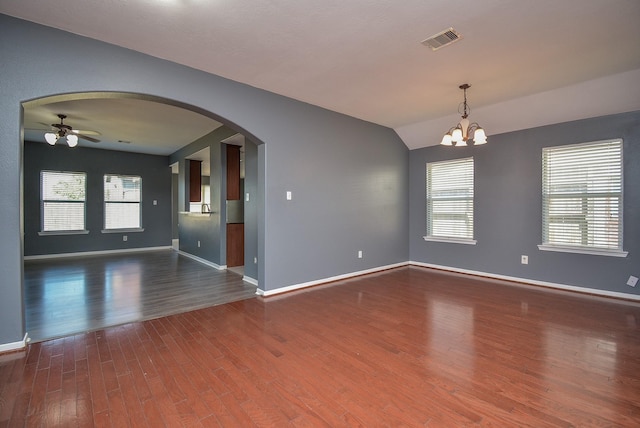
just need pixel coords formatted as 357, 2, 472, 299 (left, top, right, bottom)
4, 0, 640, 153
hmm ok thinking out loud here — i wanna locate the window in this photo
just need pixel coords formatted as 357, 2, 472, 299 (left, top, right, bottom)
540, 139, 625, 257
40, 171, 87, 233
104, 174, 142, 230
425, 157, 475, 243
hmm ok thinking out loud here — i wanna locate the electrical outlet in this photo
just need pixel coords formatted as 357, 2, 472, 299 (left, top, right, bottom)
286, 191, 292, 200
627, 276, 638, 287
123, 235, 127, 242
521, 255, 528, 265
358, 250, 363, 259
197, 240, 201, 248
153, 200, 157, 205
254, 257, 257, 264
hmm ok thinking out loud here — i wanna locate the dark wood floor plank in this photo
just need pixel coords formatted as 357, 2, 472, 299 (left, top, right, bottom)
2, 266, 640, 426
24, 250, 257, 342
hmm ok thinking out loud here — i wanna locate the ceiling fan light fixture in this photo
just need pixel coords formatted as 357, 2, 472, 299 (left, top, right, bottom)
45, 132, 58, 145
43, 114, 94, 147
66, 134, 78, 147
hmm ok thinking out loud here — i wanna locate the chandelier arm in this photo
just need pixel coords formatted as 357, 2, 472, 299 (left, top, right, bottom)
447, 125, 461, 134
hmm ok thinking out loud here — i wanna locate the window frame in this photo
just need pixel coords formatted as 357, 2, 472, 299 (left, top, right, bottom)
538, 139, 627, 258
102, 174, 144, 233
39, 170, 88, 236
424, 157, 476, 245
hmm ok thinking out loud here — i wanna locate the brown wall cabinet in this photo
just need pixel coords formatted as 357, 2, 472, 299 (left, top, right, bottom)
189, 160, 202, 202
226, 145, 241, 201
225, 145, 243, 267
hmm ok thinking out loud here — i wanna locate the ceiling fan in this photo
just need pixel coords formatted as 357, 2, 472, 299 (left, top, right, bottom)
43, 114, 100, 147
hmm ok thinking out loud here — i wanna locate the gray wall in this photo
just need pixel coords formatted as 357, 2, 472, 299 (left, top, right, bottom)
410, 111, 640, 297
171, 174, 179, 239
170, 129, 260, 278
177, 213, 220, 262
244, 138, 259, 281
24, 141, 172, 256
170, 128, 238, 267
0, 15, 409, 345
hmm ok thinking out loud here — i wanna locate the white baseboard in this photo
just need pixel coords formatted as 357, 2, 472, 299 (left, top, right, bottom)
256, 262, 409, 297
255, 259, 639, 302
177, 250, 225, 270
24, 246, 172, 261
410, 261, 640, 302
243, 275, 258, 286
0, 333, 29, 354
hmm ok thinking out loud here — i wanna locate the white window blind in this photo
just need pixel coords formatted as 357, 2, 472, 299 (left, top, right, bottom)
41, 171, 86, 232
542, 139, 623, 253
104, 174, 141, 229
426, 157, 474, 241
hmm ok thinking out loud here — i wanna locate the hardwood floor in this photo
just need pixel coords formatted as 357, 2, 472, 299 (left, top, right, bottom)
24, 250, 257, 342
3, 266, 640, 426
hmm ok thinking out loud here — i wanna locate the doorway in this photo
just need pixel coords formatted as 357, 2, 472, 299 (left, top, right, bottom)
22, 92, 263, 341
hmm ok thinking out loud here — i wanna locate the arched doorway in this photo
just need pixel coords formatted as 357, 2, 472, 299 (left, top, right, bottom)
22, 92, 264, 341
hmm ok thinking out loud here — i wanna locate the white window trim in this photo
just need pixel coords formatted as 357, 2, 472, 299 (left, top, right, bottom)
103, 174, 142, 230
424, 236, 477, 245
426, 157, 475, 243
101, 228, 145, 234
40, 170, 87, 233
538, 244, 627, 258
540, 138, 624, 256
38, 230, 90, 236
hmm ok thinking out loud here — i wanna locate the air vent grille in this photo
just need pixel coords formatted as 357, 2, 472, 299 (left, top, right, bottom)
421, 27, 463, 51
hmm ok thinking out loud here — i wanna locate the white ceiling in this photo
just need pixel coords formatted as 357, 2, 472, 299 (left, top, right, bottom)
5, 0, 640, 152
23, 97, 223, 155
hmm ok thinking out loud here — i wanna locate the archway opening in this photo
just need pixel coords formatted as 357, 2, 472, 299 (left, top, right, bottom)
21, 91, 264, 342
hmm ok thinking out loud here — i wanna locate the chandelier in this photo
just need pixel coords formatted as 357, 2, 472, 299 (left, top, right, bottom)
440, 84, 487, 146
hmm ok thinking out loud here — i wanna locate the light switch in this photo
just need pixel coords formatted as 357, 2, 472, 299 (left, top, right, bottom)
153, 200, 157, 206
286, 191, 292, 200
246, 193, 250, 202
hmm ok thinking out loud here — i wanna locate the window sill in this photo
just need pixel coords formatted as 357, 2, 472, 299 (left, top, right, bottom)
38, 230, 90, 236
423, 236, 477, 245
101, 228, 145, 234
538, 244, 628, 258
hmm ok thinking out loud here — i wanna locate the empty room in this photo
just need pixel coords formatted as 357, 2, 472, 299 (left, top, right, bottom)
1, 0, 639, 426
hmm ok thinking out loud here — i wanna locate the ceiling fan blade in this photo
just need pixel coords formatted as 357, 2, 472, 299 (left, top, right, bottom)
71, 129, 101, 136
77, 134, 100, 143
35, 122, 59, 130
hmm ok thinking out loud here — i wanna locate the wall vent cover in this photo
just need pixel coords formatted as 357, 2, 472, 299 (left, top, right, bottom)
421, 27, 463, 51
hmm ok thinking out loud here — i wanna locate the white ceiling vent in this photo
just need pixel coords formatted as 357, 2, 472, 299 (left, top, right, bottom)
421, 27, 463, 51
